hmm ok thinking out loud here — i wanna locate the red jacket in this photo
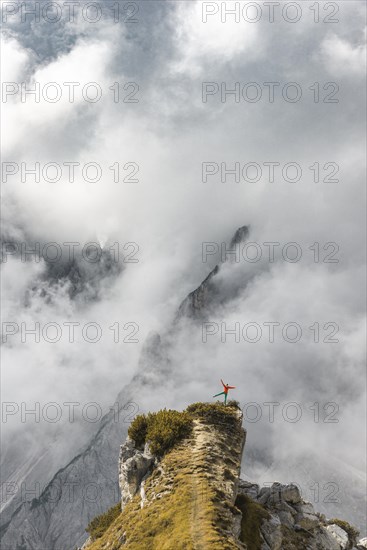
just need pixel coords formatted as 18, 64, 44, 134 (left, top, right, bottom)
221, 379, 236, 394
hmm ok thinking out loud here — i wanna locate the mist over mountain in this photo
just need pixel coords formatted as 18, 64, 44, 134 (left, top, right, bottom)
1, 1, 366, 549
1, 226, 366, 548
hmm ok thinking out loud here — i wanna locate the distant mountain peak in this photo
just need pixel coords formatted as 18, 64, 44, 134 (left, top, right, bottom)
176, 224, 250, 321
230, 225, 250, 248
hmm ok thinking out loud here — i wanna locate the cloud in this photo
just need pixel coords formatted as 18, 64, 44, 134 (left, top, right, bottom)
170, 2, 260, 76
319, 31, 366, 76
0, 35, 32, 82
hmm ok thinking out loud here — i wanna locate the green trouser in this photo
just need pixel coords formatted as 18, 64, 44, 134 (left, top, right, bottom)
213, 391, 228, 405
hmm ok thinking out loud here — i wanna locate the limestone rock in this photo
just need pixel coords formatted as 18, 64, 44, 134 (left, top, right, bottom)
258, 487, 271, 505
278, 483, 302, 504
263, 482, 300, 505
260, 515, 282, 550
238, 479, 260, 500
294, 501, 319, 530
78, 536, 92, 550
326, 524, 349, 549
118, 438, 155, 508
276, 503, 295, 529
236, 480, 361, 550
313, 526, 343, 550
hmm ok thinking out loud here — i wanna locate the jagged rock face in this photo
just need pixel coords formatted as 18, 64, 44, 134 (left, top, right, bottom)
176, 264, 220, 320
230, 225, 250, 248
238, 480, 361, 550
176, 224, 250, 320
31, 244, 123, 302
118, 439, 155, 507
1, 235, 123, 304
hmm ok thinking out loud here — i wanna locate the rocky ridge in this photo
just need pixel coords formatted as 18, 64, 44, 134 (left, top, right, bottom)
81, 404, 365, 550
238, 480, 365, 550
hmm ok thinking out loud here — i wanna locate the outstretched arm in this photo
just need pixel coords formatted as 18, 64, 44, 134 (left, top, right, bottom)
221, 379, 225, 387
227, 386, 236, 389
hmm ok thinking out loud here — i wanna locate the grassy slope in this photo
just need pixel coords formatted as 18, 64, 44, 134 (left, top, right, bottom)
88, 404, 245, 550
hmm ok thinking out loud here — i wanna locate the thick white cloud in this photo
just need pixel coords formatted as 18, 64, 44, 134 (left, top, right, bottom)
170, 2, 260, 76
320, 31, 367, 76
1, 35, 32, 82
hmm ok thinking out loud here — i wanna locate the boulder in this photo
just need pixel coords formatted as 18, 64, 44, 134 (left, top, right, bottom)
263, 482, 302, 507
296, 511, 319, 530
258, 487, 271, 505
294, 502, 319, 530
313, 526, 344, 550
238, 479, 260, 500
273, 500, 297, 514
279, 483, 302, 504
273, 500, 296, 528
277, 510, 295, 529
357, 538, 367, 549
294, 502, 315, 515
261, 515, 283, 550
326, 524, 349, 549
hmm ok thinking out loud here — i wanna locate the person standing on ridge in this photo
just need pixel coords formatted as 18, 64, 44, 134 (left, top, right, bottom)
213, 379, 236, 405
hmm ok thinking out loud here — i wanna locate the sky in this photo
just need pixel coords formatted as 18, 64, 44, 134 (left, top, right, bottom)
1, 0, 366, 528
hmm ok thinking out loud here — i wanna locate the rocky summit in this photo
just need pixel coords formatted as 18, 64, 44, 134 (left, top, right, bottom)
78, 403, 364, 550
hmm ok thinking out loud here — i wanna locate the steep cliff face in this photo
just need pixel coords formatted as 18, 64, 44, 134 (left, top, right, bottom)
176, 225, 250, 321
82, 404, 364, 550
